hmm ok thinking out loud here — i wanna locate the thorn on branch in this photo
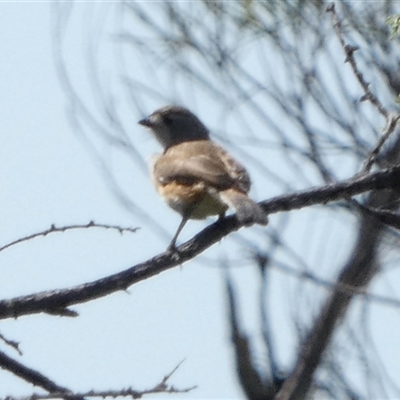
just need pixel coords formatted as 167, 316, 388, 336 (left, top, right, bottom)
327, 2, 390, 119
44, 307, 79, 318
325, 3, 335, 13
0, 332, 22, 355
162, 359, 186, 383
344, 44, 359, 62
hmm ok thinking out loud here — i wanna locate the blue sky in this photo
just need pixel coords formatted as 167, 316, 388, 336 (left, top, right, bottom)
0, 3, 265, 398
2, 2, 400, 399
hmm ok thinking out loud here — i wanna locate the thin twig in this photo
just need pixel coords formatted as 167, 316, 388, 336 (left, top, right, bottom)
327, 3, 390, 119
362, 114, 400, 172
327, 3, 400, 175
1, 361, 196, 400
351, 199, 400, 230
270, 260, 400, 309
2, 386, 195, 400
0, 332, 22, 355
0, 222, 139, 254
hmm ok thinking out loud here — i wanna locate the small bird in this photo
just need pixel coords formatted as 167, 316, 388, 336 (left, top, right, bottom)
139, 105, 268, 249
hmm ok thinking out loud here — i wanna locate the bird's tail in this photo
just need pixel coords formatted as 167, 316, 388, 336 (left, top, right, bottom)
220, 189, 268, 226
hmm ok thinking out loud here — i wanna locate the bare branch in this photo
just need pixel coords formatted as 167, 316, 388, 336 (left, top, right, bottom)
225, 273, 272, 399
362, 114, 400, 173
1, 165, 400, 320
0, 350, 82, 400
270, 258, 400, 309
1, 361, 195, 400
276, 138, 400, 399
0, 333, 21, 356
327, 3, 390, 119
327, 3, 400, 176
0, 222, 139, 254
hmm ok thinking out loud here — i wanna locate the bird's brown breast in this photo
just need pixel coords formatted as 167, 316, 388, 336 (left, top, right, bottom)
155, 180, 228, 219
152, 140, 249, 219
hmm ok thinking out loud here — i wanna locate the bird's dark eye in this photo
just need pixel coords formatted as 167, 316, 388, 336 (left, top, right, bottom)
163, 115, 173, 125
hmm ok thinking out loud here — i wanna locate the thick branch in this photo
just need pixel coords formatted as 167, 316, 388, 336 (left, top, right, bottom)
1, 166, 400, 320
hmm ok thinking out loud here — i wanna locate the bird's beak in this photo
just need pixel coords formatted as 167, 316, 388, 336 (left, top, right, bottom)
138, 117, 152, 127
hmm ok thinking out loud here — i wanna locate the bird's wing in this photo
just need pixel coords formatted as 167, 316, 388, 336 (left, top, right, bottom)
153, 141, 251, 192
154, 153, 233, 189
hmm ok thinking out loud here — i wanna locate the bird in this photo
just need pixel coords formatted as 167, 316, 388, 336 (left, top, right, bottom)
138, 105, 268, 249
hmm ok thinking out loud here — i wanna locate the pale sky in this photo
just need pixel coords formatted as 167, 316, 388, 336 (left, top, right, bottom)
1, 2, 400, 400
0, 3, 264, 398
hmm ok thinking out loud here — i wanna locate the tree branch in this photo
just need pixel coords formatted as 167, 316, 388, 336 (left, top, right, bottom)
0, 222, 139, 254
0, 350, 82, 400
0, 357, 193, 400
276, 144, 400, 399
1, 165, 400, 320
327, 3, 390, 119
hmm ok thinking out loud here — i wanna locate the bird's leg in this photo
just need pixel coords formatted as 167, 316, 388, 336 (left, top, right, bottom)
167, 215, 189, 251
217, 211, 226, 222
